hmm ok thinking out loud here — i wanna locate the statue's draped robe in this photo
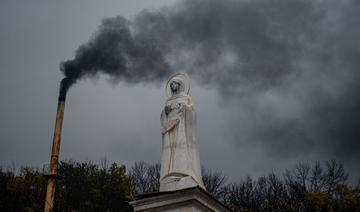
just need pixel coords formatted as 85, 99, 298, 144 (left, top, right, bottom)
160, 94, 205, 191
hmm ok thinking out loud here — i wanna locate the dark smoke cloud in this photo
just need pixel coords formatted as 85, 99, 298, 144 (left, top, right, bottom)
61, 0, 360, 163
60, 16, 171, 99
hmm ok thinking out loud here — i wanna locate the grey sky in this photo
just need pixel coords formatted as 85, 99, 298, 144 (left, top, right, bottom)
0, 0, 359, 183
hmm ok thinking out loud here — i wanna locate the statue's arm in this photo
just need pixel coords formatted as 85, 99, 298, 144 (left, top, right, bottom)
161, 119, 180, 134
161, 108, 177, 134
160, 102, 186, 134
160, 110, 166, 127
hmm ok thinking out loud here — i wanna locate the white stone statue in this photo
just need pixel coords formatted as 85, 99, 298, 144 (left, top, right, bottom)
160, 73, 205, 191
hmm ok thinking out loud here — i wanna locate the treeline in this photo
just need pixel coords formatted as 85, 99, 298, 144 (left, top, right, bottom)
1, 160, 359, 211
129, 160, 360, 211
0, 161, 132, 212
219, 161, 360, 211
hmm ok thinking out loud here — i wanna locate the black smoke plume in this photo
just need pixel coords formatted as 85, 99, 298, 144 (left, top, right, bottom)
59, 16, 170, 99
60, 0, 360, 166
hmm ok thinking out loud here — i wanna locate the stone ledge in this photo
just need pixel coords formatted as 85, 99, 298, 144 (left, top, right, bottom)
130, 186, 230, 212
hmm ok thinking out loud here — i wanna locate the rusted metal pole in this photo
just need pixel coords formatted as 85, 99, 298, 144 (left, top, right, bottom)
44, 98, 66, 212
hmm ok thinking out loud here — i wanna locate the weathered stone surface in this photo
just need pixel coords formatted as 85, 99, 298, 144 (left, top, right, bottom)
160, 73, 205, 191
130, 187, 230, 212
130, 74, 229, 211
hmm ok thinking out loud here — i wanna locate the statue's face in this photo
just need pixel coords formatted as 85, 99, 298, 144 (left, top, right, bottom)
170, 81, 181, 93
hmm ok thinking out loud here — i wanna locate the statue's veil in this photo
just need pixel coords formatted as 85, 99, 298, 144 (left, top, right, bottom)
165, 73, 191, 98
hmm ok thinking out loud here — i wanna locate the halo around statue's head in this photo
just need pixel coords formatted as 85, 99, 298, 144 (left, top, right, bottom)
166, 73, 191, 98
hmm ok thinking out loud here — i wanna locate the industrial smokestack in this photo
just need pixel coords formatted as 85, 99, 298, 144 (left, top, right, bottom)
44, 78, 70, 212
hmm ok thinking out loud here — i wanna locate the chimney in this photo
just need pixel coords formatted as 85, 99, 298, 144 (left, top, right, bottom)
44, 85, 67, 212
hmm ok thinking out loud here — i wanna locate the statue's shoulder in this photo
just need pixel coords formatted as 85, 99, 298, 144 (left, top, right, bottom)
167, 95, 193, 106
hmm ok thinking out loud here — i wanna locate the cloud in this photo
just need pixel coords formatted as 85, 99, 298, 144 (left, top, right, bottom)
61, 0, 360, 164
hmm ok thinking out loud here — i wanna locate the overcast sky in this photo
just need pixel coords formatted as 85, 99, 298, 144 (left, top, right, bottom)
1, 0, 359, 183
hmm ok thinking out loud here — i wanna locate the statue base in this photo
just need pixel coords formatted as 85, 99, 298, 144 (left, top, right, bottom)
160, 175, 204, 191
130, 186, 229, 212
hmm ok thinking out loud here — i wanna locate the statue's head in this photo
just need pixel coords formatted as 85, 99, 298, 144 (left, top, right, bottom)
170, 80, 184, 95
166, 73, 190, 99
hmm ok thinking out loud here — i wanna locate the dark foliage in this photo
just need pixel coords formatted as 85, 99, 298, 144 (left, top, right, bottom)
53, 160, 132, 211
0, 161, 133, 212
0, 167, 46, 211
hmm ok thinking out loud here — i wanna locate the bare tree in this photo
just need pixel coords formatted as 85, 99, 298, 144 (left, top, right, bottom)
129, 161, 160, 195
223, 177, 254, 212
202, 167, 228, 199
309, 161, 324, 192
323, 159, 348, 194
283, 169, 306, 210
293, 162, 310, 189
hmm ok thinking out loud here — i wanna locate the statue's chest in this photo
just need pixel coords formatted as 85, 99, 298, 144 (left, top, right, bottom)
166, 102, 184, 118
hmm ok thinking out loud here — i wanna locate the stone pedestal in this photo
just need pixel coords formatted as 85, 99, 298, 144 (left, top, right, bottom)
130, 186, 230, 212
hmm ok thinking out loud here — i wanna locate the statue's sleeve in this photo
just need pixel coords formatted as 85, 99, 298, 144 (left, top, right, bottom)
160, 108, 175, 134
160, 109, 166, 129
185, 104, 197, 145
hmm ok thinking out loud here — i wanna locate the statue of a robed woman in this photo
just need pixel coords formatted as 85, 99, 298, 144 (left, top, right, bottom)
160, 73, 205, 191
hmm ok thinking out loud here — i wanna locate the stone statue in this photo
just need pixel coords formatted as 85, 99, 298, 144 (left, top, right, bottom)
160, 73, 205, 191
